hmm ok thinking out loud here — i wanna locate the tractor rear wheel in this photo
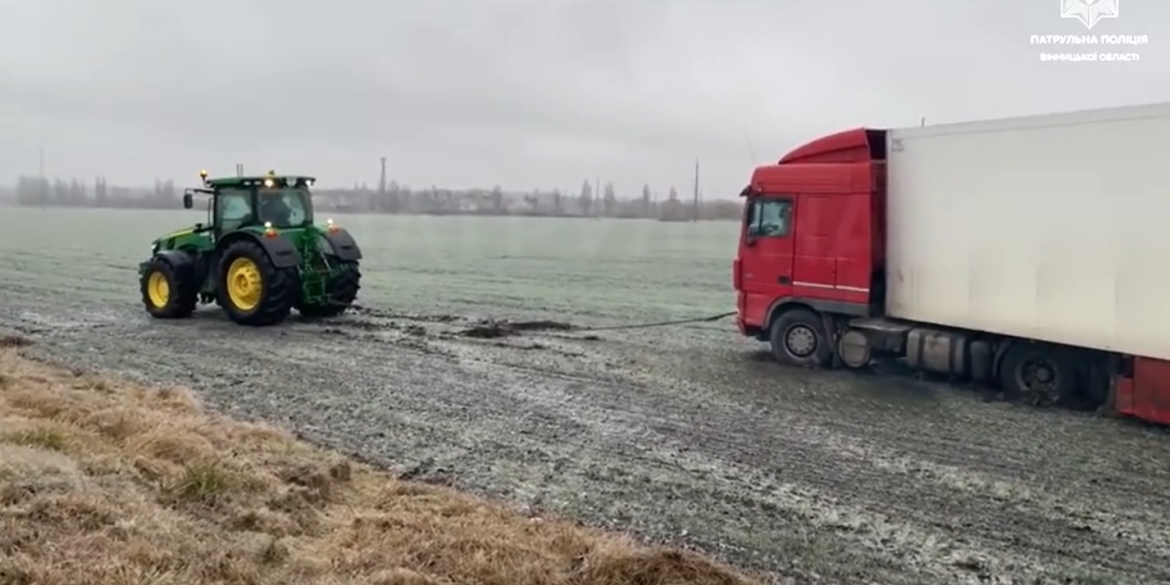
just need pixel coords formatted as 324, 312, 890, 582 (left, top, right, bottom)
297, 259, 361, 318
140, 256, 198, 319
215, 240, 296, 326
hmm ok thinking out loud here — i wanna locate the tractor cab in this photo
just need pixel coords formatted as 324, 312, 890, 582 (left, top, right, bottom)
182, 169, 317, 237
138, 168, 363, 326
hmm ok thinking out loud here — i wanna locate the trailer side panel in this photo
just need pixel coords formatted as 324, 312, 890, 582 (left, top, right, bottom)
885, 102, 1170, 359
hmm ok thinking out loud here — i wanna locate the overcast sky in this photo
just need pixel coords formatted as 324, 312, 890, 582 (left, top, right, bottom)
0, 0, 1166, 196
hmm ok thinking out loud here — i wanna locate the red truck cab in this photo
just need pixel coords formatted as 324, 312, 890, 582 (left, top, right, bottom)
734, 128, 882, 346
733, 127, 1170, 425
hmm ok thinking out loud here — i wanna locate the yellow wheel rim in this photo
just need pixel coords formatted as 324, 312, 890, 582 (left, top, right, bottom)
147, 271, 170, 308
226, 257, 263, 312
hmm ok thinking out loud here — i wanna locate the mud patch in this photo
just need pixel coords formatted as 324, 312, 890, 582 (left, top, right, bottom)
351, 305, 461, 323
459, 320, 575, 339
0, 335, 33, 348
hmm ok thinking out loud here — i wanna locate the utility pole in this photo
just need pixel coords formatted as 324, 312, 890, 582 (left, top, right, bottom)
37, 142, 46, 207
692, 158, 700, 222
235, 163, 243, 177
594, 176, 600, 218
379, 157, 387, 193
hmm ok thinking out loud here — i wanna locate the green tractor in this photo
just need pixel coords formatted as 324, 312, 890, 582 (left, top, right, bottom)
138, 170, 362, 326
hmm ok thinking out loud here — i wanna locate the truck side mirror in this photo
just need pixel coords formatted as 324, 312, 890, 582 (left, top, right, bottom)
182, 192, 194, 209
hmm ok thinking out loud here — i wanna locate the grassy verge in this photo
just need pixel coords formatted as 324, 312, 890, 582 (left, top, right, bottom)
0, 340, 759, 585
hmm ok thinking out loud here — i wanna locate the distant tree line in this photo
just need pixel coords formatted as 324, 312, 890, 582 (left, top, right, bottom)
12, 175, 174, 210
8, 175, 742, 221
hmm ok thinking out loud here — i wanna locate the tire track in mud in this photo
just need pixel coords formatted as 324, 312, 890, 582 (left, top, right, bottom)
3, 274, 1170, 584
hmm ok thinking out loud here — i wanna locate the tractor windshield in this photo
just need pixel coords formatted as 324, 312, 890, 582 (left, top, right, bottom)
258, 187, 313, 228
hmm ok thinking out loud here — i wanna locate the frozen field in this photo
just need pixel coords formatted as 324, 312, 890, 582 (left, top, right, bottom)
1, 206, 1169, 584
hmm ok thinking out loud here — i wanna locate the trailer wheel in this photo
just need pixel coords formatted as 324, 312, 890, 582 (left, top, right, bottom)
998, 343, 1077, 407
769, 308, 833, 368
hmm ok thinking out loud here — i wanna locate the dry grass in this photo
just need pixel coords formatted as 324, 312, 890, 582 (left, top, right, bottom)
0, 345, 760, 585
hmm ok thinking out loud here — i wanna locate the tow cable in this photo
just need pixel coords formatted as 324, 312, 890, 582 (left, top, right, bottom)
571, 311, 736, 332
457, 311, 736, 339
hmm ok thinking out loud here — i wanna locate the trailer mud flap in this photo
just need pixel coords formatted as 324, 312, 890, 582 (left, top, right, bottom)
822, 313, 843, 369
1116, 357, 1170, 425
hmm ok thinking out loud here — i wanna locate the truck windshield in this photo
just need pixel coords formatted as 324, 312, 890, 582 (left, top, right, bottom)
747, 198, 792, 237
258, 187, 313, 228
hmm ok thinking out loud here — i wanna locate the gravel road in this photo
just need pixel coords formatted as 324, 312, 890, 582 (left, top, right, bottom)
3, 284, 1170, 584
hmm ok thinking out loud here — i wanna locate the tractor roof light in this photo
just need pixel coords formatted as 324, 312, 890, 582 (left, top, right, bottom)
263, 178, 275, 188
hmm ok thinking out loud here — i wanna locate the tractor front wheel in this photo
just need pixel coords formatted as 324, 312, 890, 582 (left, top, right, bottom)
140, 256, 197, 319
215, 240, 296, 326
297, 259, 361, 319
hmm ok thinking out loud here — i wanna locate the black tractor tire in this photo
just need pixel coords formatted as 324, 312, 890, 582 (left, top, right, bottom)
998, 342, 1079, 407
140, 256, 198, 319
215, 239, 297, 326
297, 259, 362, 319
769, 308, 833, 368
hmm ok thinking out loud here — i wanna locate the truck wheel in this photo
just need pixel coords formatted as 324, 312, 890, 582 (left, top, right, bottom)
140, 256, 197, 319
215, 240, 296, 326
998, 342, 1077, 406
298, 259, 361, 318
769, 308, 833, 368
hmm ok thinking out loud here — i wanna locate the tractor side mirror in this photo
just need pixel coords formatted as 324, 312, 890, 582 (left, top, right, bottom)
182, 192, 194, 209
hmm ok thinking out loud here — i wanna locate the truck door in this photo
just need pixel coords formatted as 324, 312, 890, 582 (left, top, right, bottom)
739, 196, 796, 322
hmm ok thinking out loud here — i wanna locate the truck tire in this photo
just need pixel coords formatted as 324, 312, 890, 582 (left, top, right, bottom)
140, 256, 198, 319
769, 308, 833, 368
998, 342, 1078, 407
297, 259, 361, 318
215, 239, 296, 326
